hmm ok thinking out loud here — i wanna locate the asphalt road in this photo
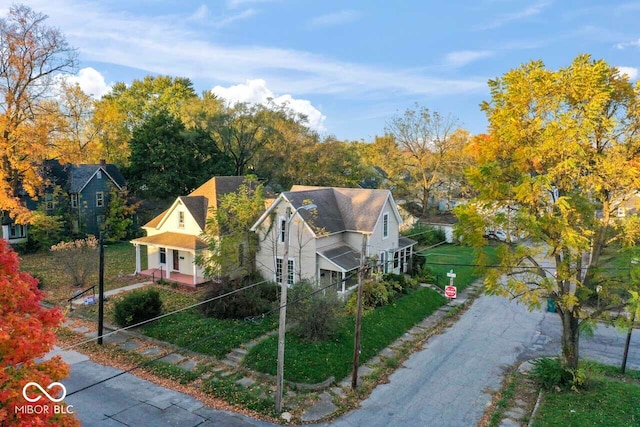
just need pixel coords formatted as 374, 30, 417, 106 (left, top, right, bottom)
53, 294, 639, 427
324, 294, 640, 427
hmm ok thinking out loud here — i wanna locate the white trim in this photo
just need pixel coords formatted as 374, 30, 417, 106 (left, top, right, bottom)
379, 250, 387, 273
96, 191, 104, 207
275, 256, 295, 286
77, 166, 123, 193
278, 215, 286, 244
156, 198, 203, 232
316, 251, 348, 273
382, 212, 389, 240
250, 194, 318, 238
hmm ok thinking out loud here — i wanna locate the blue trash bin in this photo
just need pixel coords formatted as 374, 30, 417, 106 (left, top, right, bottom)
547, 299, 556, 313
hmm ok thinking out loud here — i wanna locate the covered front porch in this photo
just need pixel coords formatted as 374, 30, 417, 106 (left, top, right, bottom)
317, 243, 361, 294
131, 232, 209, 288
136, 268, 209, 287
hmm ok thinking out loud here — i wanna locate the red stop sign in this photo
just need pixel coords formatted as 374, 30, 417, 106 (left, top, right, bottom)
445, 285, 457, 298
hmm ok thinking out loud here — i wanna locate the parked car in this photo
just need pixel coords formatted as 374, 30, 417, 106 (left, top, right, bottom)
484, 230, 507, 242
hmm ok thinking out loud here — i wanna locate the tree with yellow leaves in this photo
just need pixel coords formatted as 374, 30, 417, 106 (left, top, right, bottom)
455, 55, 640, 370
0, 5, 77, 224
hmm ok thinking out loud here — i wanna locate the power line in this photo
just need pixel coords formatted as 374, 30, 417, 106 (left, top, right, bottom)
418, 261, 631, 271
61, 279, 271, 351
65, 269, 361, 397
66, 238, 380, 350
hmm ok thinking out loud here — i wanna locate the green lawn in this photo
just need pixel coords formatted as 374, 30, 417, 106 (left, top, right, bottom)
532, 378, 640, 426
592, 245, 633, 285
143, 307, 278, 359
20, 241, 148, 304
416, 244, 498, 290
72, 283, 277, 358
243, 286, 446, 384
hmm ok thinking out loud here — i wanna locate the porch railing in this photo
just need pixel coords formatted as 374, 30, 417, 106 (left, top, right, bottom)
67, 285, 96, 311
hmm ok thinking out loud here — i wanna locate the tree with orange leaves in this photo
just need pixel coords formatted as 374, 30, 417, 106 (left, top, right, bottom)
0, 4, 77, 224
0, 239, 79, 426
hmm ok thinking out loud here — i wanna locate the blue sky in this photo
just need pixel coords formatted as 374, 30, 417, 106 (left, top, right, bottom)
8, 0, 640, 140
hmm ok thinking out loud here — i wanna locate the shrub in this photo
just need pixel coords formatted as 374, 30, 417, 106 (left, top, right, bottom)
50, 236, 99, 287
382, 273, 411, 295
402, 222, 446, 246
530, 357, 587, 391
199, 275, 277, 320
113, 288, 163, 327
288, 281, 343, 341
345, 279, 393, 315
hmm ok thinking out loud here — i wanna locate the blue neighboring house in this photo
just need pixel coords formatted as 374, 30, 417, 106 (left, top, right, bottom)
0, 160, 127, 243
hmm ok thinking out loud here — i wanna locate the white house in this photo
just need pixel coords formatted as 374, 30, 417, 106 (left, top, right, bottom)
251, 186, 416, 293
130, 176, 249, 286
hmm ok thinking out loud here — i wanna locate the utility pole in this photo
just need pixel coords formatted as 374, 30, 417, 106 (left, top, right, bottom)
621, 312, 635, 374
97, 231, 105, 345
352, 234, 367, 389
275, 203, 316, 413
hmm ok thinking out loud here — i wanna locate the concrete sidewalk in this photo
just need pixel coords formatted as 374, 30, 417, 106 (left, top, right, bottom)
49, 346, 275, 427
71, 281, 153, 306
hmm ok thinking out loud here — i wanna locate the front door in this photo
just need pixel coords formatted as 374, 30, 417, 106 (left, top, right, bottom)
172, 250, 180, 271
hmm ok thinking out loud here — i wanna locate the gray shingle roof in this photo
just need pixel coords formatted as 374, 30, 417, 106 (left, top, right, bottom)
67, 164, 126, 193
178, 196, 208, 230
285, 186, 391, 234
399, 236, 418, 249
318, 243, 361, 271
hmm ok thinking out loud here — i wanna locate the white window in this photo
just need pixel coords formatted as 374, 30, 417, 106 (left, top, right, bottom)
382, 212, 389, 239
9, 224, 26, 239
96, 170, 102, 179
618, 207, 626, 217
276, 257, 295, 285
160, 248, 166, 264
178, 211, 185, 228
278, 216, 287, 243
96, 191, 104, 207
45, 194, 54, 210
70, 193, 78, 209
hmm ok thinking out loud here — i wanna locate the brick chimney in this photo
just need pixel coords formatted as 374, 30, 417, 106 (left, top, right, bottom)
100, 159, 106, 166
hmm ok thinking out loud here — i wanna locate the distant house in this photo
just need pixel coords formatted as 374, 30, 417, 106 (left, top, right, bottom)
0, 160, 126, 243
130, 176, 250, 287
250, 186, 416, 293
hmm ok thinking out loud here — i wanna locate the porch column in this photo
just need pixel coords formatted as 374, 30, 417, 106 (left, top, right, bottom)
166, 264, 170, 279
193, 259, 197, 286
341, 272, 345, 293
135, 244, 141, 273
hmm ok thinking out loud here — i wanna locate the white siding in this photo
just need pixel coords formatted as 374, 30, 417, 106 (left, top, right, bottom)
368, 198, 400, 256
315, 233, 342, 249
254, 200, 317, 284
147, 200, 203, 237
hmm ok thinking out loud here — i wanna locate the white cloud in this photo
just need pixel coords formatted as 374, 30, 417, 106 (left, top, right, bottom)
65, 67, 111, 99
190, 5, 209, 21
307, 10, 361, 29
476, 1, 551, 30
214, 9, 257, 27
226, 0, 277, 9
616, 38, 640, 49
21, 0, 486, 101
445, 50, 494, 67
212, 79, 327, 131
617, 66, 638, 80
